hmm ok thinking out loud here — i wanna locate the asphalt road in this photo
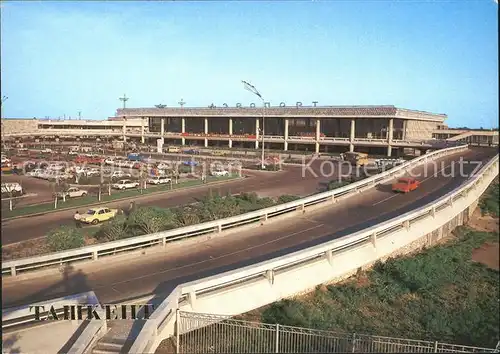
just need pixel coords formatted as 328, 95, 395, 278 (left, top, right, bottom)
1, 160, 338, 245
3, 147, 495, 308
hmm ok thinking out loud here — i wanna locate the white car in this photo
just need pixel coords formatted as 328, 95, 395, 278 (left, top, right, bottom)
211, 170, 230, 177
147, 176, 172, 185
47, 163, 65, 171
1, 183, 23, 197
157, 162, 171, 170
1, 156, 11, 164
111, 171, 132, 179
41, 148, 53, 153
26, 168, 44, 177
68, 151, 79, 156
112, 179, 139, 190
85, 168, 101, 177
104, 158, 115, 165
37, 170, 52, 180
57, 187, 88, 198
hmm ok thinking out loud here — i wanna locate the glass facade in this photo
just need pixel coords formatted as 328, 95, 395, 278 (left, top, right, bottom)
233, 118, 256, 135
320, 119, 351, 138
288, 118, 316, 136
146, 116, 405, 139
185, 118, 204, 133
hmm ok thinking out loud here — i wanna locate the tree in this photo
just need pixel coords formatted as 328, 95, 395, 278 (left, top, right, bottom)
54, 180, 70, 202
46, 226, 85, 252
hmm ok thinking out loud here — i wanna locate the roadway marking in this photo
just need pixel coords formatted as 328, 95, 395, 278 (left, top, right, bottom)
94, 223, 326, 289
371, 163, 453, 206
372, 194, 397, 206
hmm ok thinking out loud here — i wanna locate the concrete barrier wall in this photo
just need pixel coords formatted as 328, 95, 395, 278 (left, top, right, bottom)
129, 154, 498, 353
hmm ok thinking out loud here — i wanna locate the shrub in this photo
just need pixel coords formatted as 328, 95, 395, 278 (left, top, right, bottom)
95, 215, 129, 242
479, 180, 499, 217
46, 226, 85, 252
276, 195, 301, 204
175, 206, 202, 226
126, 206, 178, 235
327, 180, 351, 190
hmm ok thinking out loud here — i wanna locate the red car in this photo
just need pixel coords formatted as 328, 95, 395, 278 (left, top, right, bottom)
392, 177, 420, 193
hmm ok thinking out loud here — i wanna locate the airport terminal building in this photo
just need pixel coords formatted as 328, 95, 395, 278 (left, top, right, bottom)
114, 105, 447, 156
2, 104, 497, 155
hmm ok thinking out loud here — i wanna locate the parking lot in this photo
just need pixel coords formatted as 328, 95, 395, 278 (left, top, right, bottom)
1, 147, 247, 210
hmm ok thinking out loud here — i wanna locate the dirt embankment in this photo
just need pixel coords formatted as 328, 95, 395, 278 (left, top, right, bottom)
470, 208, 499, 270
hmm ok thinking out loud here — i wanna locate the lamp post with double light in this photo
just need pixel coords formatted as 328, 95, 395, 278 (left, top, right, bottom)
242, 81, 266, 169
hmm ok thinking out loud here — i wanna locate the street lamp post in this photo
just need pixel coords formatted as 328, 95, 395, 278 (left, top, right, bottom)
1, 95, 8, 119
242, 81, 266, 169
1, 96, 8, 143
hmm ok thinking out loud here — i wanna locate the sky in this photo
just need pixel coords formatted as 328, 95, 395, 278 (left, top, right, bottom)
1, 0, 498, 128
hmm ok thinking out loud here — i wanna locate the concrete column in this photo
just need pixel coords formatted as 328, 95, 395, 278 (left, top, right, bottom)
122, 120, 126, 142
181, 118, 186, 146
204, 118, 208, 148
387, 118, 394, 157
255, 118, 260, 149
315, 119, 321, 153
402, 120, 407, 141
349, 119, 355, 152
160, 118, 165, 144
141, 118, 145, 144
228, 118, 233, 148
284, 119, 289, 151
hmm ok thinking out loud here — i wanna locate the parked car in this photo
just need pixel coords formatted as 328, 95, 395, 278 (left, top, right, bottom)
26, 168, 44, 177
84, 168, 100, 177
104, 157, 115, 165
37, 170, 52, 180
112, 179, 139, 190
111, 171, 132, 179
183, 148, 200, 155
183, 161, 199, 166
79, 207, 118, 225
392, 177, 420, 193
166, 146, 180, 153
147, 176, 172, 185
41, 148, 53, 153
157, 162, 171, 170
47, 163, 65, 171
57, 187, 89, 198
211, 170, 230, 177
1, 182, 23, 197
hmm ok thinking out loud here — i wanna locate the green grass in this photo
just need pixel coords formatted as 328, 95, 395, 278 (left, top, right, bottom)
2, 175, 239, 219
479, 179, 499, 217
261, 227, 500, 348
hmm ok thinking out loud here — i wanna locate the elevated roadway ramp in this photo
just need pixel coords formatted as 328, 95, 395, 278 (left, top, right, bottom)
446, 130, 498, 145
2, 147, 496, 352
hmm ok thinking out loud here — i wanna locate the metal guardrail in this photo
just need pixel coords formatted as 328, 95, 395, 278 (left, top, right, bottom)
128, 152, 499, 353
1, 145, 468, 277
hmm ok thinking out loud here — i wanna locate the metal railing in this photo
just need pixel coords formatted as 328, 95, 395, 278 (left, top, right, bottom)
1, 145, 468, 277
177, 311, 499, 353
127, 152, 498, 353
178, 311, 495, 354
